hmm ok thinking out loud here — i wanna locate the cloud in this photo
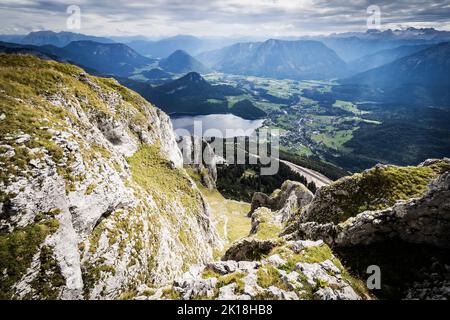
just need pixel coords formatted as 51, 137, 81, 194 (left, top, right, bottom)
0, 0, 449, 36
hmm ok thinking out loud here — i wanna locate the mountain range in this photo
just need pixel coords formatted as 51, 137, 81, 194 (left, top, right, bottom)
159, 50, 209, 74
311, 27, 450, 62
126, 35, 238, 58
341, 42, 450, 105
63, 41, 155, 76
1, 29, 449, 107
21, 30, 115, 47
3, 28, 450, 59
317, 37, 437, 63
328, 27, 450, 41
347, 44, 431, 74
0, 39, 210, 78
198, 39, 348, 80
0, 40, 155, 77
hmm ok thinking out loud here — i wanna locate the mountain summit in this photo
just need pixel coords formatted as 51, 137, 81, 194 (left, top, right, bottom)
341, 41, 450, 105
62, 41, 155, 77
198, 39, 348, 80
160, 50, 209, 74
145, 72, 229, 114
21, 30, 114, 47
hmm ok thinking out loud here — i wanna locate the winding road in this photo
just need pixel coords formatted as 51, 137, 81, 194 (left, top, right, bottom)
278, 159, 333, 188
245, 151, 333, 188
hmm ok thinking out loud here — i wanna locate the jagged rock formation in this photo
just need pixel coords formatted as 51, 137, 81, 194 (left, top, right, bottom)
160, 239, 369, 300
0, 54, 218, 299
245, 181, 314, 242
157, 179, 370, 300
282, 159, 450, 299
283, 159, 450, 248
250, 180, 314, 222
161, 159, 450, 301
177, 136, 222, 190
222, 238, 279, 262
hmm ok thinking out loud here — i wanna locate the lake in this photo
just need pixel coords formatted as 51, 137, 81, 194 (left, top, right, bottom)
171, 114, 265, 138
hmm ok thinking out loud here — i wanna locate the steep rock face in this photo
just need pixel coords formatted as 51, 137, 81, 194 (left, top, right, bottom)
0, 54, 217, 299
158, 179, 370, 300
250, 181, 314, 223
161, 239, 369, 300
284, 166, 450, 249
299, 160, 450, 225
177, 136, 222, 190
246, 182, 314, 243
281, 159, 450, 299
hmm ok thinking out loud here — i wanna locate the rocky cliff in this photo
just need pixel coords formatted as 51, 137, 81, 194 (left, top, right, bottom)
177, 136, 222, 190
154, 179, 371, 300
283, 159, 450, 248
0, 54, 218, 299
282, 159, 450, 299
159, 160, 450, 300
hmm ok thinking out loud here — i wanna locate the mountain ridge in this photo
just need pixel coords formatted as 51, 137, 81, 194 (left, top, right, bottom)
0, 40, 155, 77
341, 41, 450, 105
198, 39, 348, 80
21, 30, 115, 47
0, 54, 217, 299
159, 49, 209, 74
347, 43, 431, 74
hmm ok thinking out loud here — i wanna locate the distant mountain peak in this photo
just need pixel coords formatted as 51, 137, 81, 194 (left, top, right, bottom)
21, 30, 114, 47
198, 39, 347, 80
159, 50, 209, 74
63, 40, 148, 60
341, 41, 450, 105
183, 71, 204, 82
168, 49, 191, 57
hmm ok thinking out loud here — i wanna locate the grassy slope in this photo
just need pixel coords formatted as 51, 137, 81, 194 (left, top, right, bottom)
185, 168, 251, 256
197, 185, 251, 256
306, 160, 450, 224
0, 54, 214, 298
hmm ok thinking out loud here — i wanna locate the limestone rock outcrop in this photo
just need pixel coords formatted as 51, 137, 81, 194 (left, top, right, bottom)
299, 160, 450, 225
281, 159, 450, 299
0, 55, 218, 299
177, 136, 223, 190
250, 180, 313, 223
245, 181, 314, 242
222, 238, 279, 262
283, 160, 450, 249
162, 240, 369, 300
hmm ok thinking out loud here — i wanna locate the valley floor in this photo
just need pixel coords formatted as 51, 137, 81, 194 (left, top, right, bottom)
203, 73, 450, 173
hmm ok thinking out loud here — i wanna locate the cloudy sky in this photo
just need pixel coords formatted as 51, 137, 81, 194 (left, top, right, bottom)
1, 0, 449, 37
